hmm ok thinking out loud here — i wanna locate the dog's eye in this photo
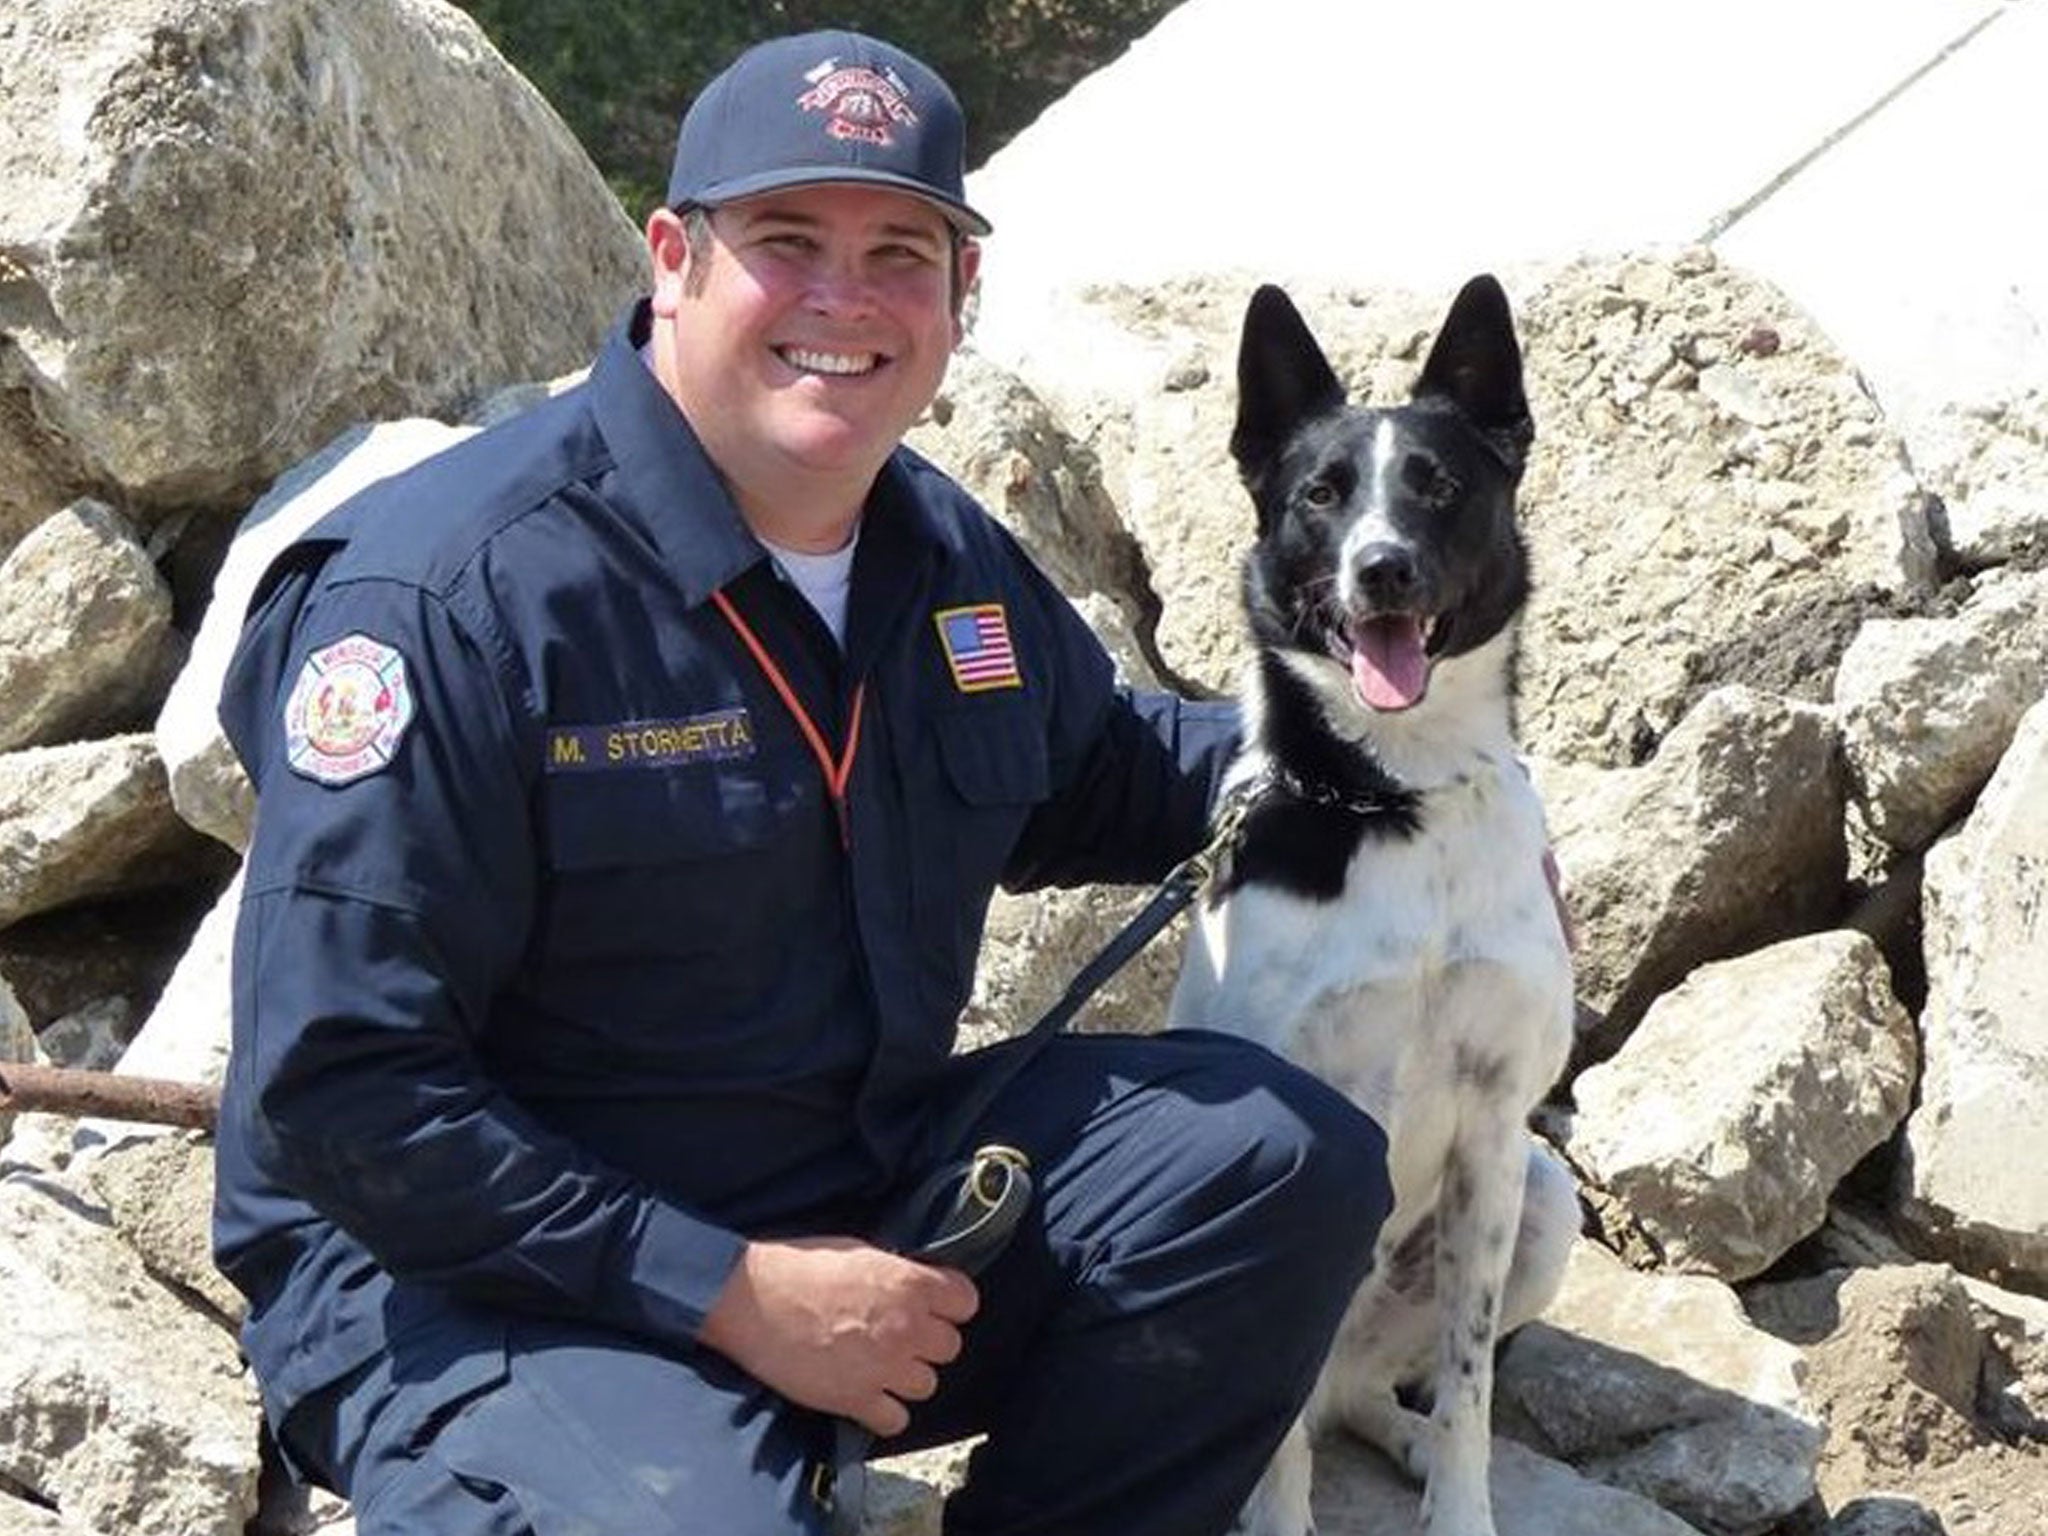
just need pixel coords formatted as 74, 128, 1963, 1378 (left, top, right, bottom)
1403, 456, 1461, 508
1302, 481, 1341, 509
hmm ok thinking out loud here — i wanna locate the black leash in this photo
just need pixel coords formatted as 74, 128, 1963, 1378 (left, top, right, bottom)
821, 781, 1261, 1531
895, 772, 1263, 1243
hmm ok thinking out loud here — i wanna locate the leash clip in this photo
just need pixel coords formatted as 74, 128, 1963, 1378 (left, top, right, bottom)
1172, 774, 1265, 894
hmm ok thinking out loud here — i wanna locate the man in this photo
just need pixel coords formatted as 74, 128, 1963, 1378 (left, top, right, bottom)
215, 29, 1390, 1536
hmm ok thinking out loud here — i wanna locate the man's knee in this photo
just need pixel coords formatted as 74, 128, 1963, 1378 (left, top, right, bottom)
1160, 1032, 1392, 1272
1247, 1049, 1392, 1252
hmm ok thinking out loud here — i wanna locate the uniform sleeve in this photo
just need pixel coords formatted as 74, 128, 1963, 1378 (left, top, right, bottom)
221, 565, 743, 1347
995, 550, 1241, 891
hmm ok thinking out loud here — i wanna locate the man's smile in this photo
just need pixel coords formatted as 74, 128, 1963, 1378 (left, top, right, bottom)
776, 344, 884, 377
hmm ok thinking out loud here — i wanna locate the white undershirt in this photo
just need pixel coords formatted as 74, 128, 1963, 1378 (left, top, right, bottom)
760, 531, 859, 646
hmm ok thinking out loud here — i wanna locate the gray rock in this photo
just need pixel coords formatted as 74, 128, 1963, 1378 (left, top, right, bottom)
1834, 566, 2048, 853
1568, 931, 1917, 1281
1897, 696, 2048, 1291
1312, 1432, 1707, 1536
87, 1132, 240, 1322
0, 501, 178, 753
859, 1441, 974, 1535
1536, 685, 1847, 1050
1911, 390, 2048, 571
1495, 1243, 1822, 1536
33, 996, 134, 1072
0, 0, 640, 541
1818, 1497, 1946, 1536
0, 1176, 259, 1535
0, 736, 219, 928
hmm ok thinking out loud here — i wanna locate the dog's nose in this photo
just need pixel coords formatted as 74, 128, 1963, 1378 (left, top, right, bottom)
1352, 543, 1422, 608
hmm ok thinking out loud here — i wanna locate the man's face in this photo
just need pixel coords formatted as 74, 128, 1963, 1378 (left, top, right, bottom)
651, 182, 978, 526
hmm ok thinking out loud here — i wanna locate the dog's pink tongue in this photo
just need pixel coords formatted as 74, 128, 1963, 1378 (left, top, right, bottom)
1352, 616, 1429, 710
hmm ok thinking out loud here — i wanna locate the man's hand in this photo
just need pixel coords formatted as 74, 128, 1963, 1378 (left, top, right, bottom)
699, 1236, 980, 1436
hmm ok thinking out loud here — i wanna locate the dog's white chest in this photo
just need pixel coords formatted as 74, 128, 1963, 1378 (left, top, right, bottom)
1169, 758, 1571, 1120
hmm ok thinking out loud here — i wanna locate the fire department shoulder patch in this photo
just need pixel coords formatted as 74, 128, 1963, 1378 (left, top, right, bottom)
284, 633, 415, 786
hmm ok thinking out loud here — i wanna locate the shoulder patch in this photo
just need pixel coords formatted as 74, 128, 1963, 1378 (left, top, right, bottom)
284, 633, 415, 786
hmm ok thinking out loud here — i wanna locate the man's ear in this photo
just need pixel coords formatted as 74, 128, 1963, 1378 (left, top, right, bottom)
647, 206, 693, 317
952, 237, 983, 345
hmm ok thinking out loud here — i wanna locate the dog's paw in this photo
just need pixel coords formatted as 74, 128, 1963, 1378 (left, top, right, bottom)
1418, 1486, 1495, 1536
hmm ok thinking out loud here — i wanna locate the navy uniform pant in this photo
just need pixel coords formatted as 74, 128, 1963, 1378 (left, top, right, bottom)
279, 1030, 1392, 1536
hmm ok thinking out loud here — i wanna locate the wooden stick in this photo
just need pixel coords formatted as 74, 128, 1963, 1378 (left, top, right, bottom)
0, 1061, 219, 1131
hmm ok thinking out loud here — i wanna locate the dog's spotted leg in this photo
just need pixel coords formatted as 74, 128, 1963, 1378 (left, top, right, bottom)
1321, 1218, 1439, 1479
1420, 1106, 1526, 1536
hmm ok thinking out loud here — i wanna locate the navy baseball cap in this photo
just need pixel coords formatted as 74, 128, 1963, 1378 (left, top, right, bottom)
667, 31, 992, 236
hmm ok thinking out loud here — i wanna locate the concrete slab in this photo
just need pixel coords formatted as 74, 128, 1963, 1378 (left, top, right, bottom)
967, 0, 2035, 418
1717, 0, 2048, 437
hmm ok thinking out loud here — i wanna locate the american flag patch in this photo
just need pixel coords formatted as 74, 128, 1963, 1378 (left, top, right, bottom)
934, 603, 1023, 693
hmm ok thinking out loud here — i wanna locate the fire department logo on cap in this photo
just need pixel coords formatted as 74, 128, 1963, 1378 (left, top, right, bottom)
284, 633, 414, 786
797, 57, 918, 147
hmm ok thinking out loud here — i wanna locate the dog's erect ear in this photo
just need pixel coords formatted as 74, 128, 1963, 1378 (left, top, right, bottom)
1231, 285, 1346, 488
1414, 274, 1534, 467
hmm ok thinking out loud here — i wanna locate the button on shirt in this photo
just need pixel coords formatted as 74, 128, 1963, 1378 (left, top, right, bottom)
213, 300, 1238, 1426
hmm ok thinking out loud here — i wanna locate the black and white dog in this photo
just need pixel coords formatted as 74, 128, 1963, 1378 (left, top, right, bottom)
1168, 278, 1580, 1536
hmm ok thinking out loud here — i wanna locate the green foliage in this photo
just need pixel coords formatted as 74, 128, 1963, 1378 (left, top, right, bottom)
451, 1, 1182, 219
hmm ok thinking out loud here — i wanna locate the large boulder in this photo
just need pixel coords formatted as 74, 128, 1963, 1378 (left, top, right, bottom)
0, 1176, 260, 1536
0, 737, 224, 928
1536, 686, 1847, 1053
1833, 565, 2048, 854
1896, 696, 2048, 1290
1511, 252, 1934, 767
1567, 932, 1916, 1281
0, 0, 641, 544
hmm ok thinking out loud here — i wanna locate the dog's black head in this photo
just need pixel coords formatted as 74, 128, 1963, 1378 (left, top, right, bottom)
1232, 276, 1533, 716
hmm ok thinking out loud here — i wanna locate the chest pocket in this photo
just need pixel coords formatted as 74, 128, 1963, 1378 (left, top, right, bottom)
933, 704, 1051, 812
539, 760, 788, 870
534, 747, 821, 982
910, 705, 1051, 1010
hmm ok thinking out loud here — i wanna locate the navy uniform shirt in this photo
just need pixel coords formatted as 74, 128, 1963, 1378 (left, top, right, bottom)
213, 301, 1238, 1427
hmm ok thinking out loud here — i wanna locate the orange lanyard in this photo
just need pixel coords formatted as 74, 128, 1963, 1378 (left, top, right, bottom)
711, 588, 865, 850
